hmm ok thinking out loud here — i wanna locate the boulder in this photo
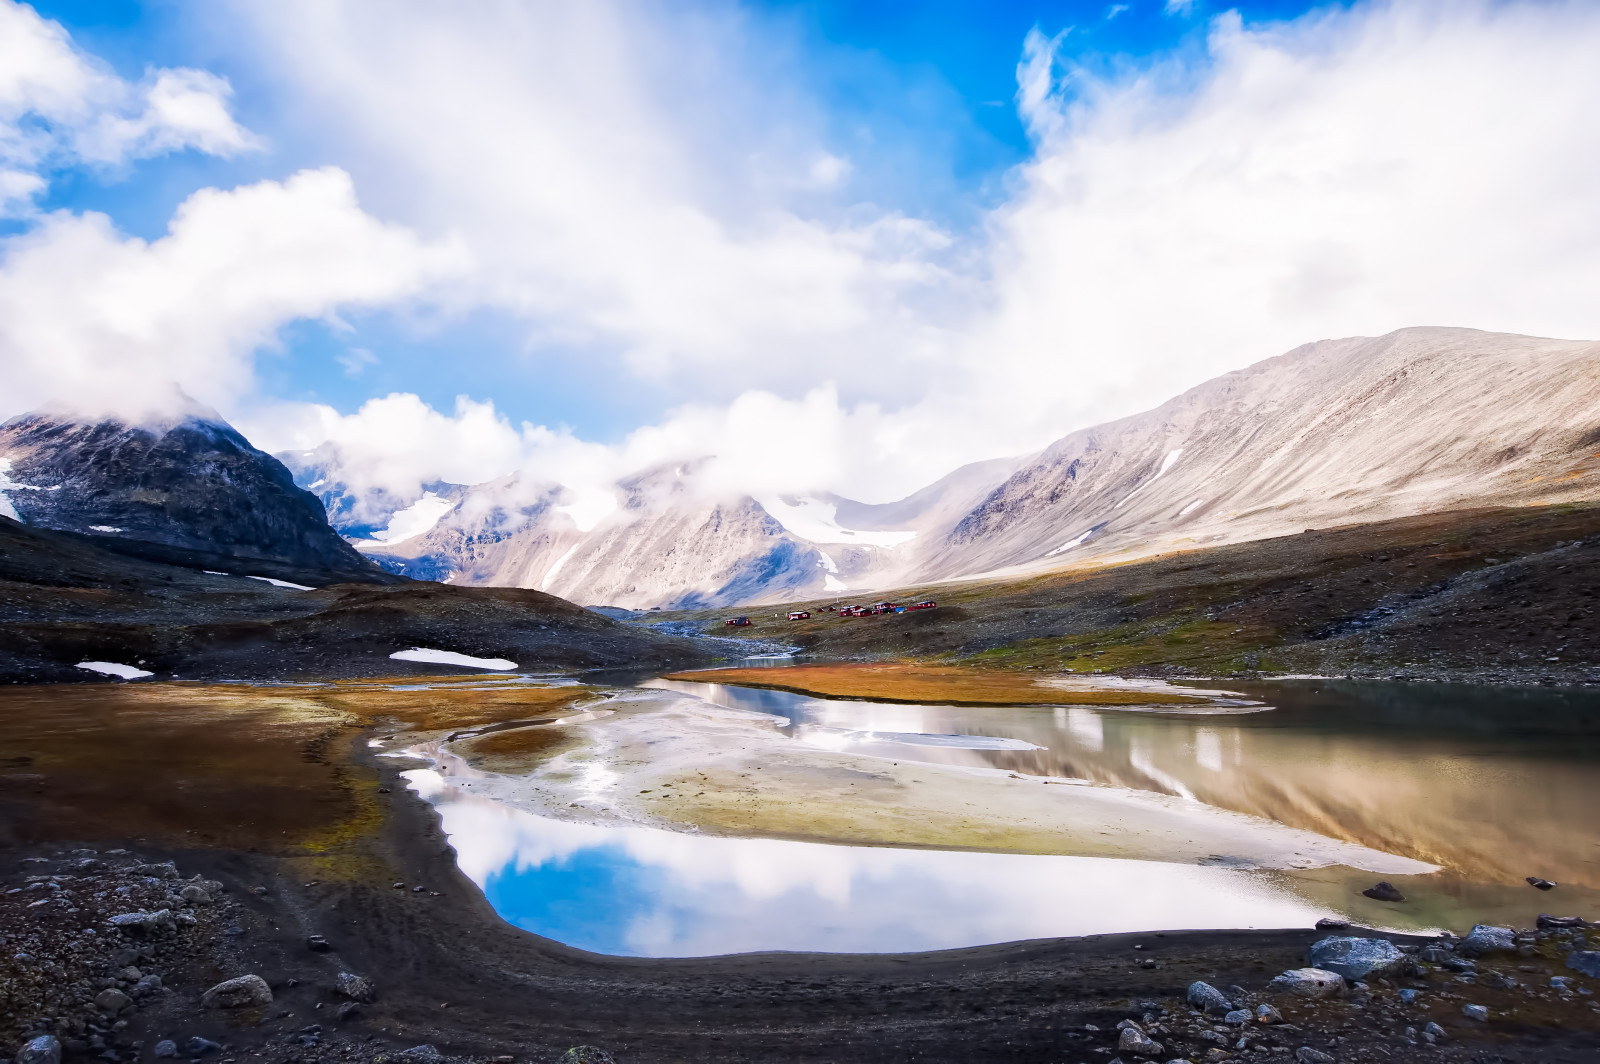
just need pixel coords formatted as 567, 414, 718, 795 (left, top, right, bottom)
390, 1047, 441, 1064
1313, 917, 1350, 931
1254, 1004, 1283, 1024
1459, 925, 1515, 955
201, 974, 273, 1009
1361, 881, 1405, 902
93, 989, 132, 1014
1116, 1025, 1164, 1056
179, 884, 212, 905
151, 1041, 177, 1059
1565, 951, 1600, 979
186, 1039, 221, 1057
1295, 1049, 1334, 1064
1537, 914, 1587, 930
1307, 936, 1404, 980
336, 971, 375, 1002
1186, 981, 1232, 1016
107, 910, 176, 935
1268, 968, 1346, 999
1223, 1009, 1250, 1026
1462, 1004, 1489, 1022
1526, 877, 1556, 891
559, 1050, 616, 1064
15, 1035, 61, 1064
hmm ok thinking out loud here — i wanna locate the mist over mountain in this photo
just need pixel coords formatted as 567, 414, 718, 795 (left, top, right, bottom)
278, 328, 1600, 608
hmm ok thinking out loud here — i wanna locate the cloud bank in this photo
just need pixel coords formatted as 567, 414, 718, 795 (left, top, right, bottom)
7, 0, 1600, 511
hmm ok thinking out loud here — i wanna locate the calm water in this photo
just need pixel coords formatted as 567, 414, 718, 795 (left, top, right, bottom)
411, 679, 1600, 956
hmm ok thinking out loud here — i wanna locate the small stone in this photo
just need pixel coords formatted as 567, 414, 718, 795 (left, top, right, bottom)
1222, 1009, 1250, 1026
335, 1002, 361, 1022
1462, 1003, 1489, 1022
1526, 877, 1556, 891
135, 974, 163, 994
151, 1040, 177, 1059
1398, 988, 1419, 1004
1186, 981, 1232, 1016
1565, 951, 1600, 978
1308, 936, 1405, 980
558, 1049, 616, 1064
93, 989, 132, 1014
1295, 1049, 1334, 1064
15, 1035, 61, 1064
390, 1046, 440, 1064
306, 935, 331, 952
1268, 968, 1347, 998
1361, 881, 1405, 902
1551, 975, 1575, 990
107, 910, 175, 935
178, 885, 211, 905
1423, 1021, 1447, 1041
1117, 1026, 1164, 1056
1254, 1004, 1283, 1024
392, 882, 404, 889
411, 885, 425, 893
185, 1037, 221, 1057
335, 971, 374, 1003
1313, 916, 1350, 931
200, 975, 273, 1009
1459, 925, 1515, 955
1537, 913, 1587, 929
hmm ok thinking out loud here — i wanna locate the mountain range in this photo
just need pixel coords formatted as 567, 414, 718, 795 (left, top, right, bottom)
277, 327, 1600, 607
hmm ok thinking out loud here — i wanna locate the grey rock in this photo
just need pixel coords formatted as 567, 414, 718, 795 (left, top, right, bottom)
1308, 936, 1405, 980
186, 1038, 221, 1057
107, 910, 175, 935
1268, 968, 1346, 998
1313, 916, 1350, 931
93, 989, 132, 1014
133, 863, 178, 879
1462, 1004, 1489, 1022
559, 1050, 616, 1064
1565, 951, 1600, 978
1418, 946, 1452, 963
1295, 1049, 1334, 1064
1186, 981, 1232, 1016
1361, 881, 1405, 902
1550, 975, 1575, 990
1537, 913, 1587, 929
1398, 988, 1419, 1004
151, 1041, 177, 1059
335, 971, 374, 1003
1254, 1004, 1283, 1024
15, 1035, 61, 1064
1526, 876, 1556, 890
389, 1047, 440, 1064
335, 1002, 361, 1022
1459, 925, 1515, 955
178, 885, 211, 905
200, 974, 272, 1009
1423, 1021, 1447, 1040
1117, 1026, 1164, 1056
1222, 1009, 1250, 1026
134, 974, 162, 994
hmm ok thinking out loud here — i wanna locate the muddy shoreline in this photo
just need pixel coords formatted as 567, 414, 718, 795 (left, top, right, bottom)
4, 724, 1599, 1063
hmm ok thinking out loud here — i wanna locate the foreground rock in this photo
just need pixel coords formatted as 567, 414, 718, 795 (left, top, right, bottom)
200, 975, 272, 1009
1268, 968, 1346, 998
1307, 935, 1406, 980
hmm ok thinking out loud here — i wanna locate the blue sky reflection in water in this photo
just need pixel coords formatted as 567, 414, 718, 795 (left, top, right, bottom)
406, 769, 1321, 958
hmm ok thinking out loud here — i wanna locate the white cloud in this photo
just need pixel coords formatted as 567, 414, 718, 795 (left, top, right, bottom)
1164, 0, 1195, 17
0, 168, 467, 421
0, 0, 259, 214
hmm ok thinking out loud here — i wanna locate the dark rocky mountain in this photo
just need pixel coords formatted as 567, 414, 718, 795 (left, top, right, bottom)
0, 408, 386, 584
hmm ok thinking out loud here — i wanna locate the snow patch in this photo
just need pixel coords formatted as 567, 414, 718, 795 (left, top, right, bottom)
1116, 447, 1184, 509
758, 495, 918, 547
1178, 497, 1205, 517
540, 543, 580, 590
246, 575, 315, 591
76, 661, 153, 680
0, 458, 40, 521
390, 647, 518, 671
815, 549, 839, 574
88, 525, 123, 533
353, 491, 456, 548
823, 573, 849, 592
1049, 524, 1103, 555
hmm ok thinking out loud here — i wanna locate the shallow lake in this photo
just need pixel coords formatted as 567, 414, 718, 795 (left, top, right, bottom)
409, 677, 1600, 957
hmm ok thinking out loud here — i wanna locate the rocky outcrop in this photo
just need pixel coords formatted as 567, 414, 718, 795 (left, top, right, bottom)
0, 407, 383, 582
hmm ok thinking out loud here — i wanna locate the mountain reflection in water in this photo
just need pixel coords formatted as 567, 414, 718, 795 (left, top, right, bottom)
655, 678, 1600, 890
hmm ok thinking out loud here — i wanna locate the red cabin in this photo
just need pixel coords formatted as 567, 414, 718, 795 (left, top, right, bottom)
724, 616, 750, 627
907, 600, 937, 611
787, 611, 810, 621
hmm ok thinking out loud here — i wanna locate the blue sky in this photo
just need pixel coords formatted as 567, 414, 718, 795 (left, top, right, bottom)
4, 1, 1600, 504
21, 0, 1323, 440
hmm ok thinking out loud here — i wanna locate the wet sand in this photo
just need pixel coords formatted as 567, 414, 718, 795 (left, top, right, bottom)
3, 679, 1599, 1062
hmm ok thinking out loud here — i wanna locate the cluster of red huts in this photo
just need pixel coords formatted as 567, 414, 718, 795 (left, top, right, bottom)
724, 600, 936, 626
